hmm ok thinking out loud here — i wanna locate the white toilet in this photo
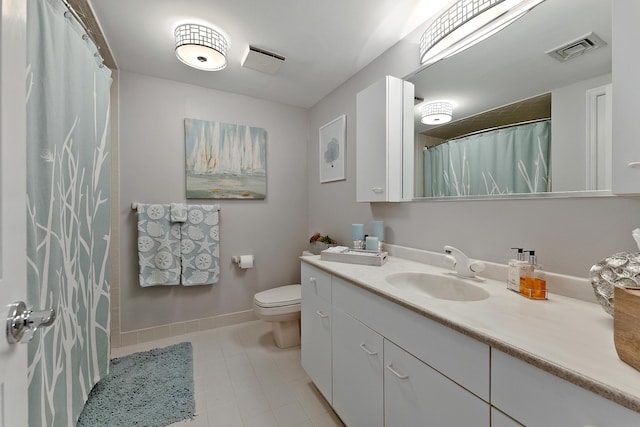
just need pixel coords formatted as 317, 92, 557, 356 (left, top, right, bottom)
253, 284, 302, 348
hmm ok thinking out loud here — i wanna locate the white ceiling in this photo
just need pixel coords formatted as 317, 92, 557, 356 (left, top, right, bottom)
88, 0, 451, 108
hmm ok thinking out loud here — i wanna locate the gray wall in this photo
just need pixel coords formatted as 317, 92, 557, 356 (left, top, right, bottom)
118, 71, 309, 332
308, 40, 640, 279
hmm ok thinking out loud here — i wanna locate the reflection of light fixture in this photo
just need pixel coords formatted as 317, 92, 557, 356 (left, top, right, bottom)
421, 101, 453, 125
175, 24, 229, 71
419, 0, 545, 66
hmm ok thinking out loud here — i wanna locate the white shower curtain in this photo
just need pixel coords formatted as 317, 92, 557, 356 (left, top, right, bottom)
26, 0, 112, 425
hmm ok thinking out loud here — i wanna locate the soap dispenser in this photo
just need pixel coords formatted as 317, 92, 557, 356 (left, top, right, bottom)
507, 248, 526, 293
519, 250, 547, 300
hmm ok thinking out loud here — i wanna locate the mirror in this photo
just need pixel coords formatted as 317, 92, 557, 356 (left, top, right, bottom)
405, 0, 612, 199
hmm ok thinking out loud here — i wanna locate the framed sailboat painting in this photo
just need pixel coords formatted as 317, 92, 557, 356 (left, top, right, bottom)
185, 118, 267, 199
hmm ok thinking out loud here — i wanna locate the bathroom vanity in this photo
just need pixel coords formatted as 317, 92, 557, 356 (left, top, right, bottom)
300, 252, 640, 427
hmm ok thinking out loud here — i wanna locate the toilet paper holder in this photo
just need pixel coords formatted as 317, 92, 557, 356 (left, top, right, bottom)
232, 255, 254, 269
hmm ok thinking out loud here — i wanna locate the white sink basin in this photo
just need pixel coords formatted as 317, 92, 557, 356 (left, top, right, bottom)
385, 272, 490, 302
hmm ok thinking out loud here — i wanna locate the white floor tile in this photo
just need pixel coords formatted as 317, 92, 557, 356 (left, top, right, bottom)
272, 401, 311, 427
114, 320, 344, 427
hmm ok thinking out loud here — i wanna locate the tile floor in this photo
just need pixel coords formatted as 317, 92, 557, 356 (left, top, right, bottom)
111, 320, 345, 427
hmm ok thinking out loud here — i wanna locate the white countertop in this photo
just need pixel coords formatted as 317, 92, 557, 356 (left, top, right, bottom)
301, 254, 640, 413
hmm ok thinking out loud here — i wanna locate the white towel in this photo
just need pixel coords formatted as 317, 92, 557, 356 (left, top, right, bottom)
136, 203, 181, 286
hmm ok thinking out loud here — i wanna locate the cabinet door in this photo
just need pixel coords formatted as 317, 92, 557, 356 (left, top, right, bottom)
332, 308, 383, 427
356, 77, 388, 202
301, 281, 332, 403
492, 349, 640, 426
612, 0, 640, 194
356, 76, 413, 202
384, 340, 490, 427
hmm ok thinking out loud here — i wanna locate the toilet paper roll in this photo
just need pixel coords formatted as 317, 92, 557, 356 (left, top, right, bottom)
239, 255, 254, 269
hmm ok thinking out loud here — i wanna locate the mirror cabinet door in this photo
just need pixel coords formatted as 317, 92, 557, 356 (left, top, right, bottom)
612, 0, 640, 194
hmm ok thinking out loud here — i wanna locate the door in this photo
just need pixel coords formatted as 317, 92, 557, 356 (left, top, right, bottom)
0, 0, 28, 425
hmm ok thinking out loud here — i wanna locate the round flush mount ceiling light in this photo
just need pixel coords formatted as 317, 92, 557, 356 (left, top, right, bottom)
419, 0, 545, 66
421, 101, 453, 125
175, 23, 229, 71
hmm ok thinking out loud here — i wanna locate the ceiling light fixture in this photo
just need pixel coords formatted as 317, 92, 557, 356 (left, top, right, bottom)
421, 101, 453, 125
419, 0, 545, 66
175, 23, 229, 71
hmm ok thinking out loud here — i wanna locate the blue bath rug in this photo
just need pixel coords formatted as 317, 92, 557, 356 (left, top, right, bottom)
77, 342, 195, 427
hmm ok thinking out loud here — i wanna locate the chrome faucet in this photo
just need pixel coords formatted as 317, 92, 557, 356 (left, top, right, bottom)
444, 245, 486, 279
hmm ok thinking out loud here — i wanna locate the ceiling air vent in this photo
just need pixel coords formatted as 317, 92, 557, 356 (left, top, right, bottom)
546, 32, 607, 63
241, 45, 286, 74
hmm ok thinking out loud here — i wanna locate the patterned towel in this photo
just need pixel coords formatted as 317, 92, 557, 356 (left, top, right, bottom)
136, 204, 181, 286
180, 204, 220, 286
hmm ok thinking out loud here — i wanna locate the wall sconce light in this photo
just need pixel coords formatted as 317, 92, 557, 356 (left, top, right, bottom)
175, 23, 229, 71
419, 0, 544, 66
421, 101, 453, 125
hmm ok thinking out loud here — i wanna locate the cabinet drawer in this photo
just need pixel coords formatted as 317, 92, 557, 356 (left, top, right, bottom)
491, 349, 640, 426
301, 263, 332, 301
384, 339, 490, 427
333, 276, 490, 401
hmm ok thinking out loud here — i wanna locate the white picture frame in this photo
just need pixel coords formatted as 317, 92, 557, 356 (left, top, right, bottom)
319, 114, 346, 183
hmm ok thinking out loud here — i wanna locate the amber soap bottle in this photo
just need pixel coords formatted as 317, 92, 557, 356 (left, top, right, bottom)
519, 250, 547, 300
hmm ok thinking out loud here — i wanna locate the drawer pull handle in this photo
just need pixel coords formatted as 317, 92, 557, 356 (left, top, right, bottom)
316, 310, 329, 318
359, 343, 378, 356
372, 188, 384, 193
309, 277, 316, 285
628, 162, 640, 169
386, 364, 409, 379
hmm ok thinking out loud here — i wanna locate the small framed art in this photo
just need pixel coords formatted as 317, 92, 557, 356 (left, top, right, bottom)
319, 115, 346, 183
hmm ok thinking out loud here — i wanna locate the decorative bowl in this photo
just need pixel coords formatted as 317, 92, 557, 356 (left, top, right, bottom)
589, 252, 640, 316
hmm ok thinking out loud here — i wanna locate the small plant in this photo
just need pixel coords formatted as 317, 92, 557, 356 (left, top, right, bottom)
309, 232, 337, 244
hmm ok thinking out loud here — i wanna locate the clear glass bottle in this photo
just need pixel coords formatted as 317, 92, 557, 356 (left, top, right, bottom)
507, 248, 526, 293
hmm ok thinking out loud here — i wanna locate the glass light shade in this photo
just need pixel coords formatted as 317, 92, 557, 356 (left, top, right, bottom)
175, 24, 228, 71
421, 102, 453, 125
419, 0, 545, 66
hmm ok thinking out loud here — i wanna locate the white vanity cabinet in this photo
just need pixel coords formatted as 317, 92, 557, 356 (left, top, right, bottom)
356, 76, 414, 202
612, 0, 640, 194
332, 308, 383, 427
301, 262, 491, 426
491, 350, 640, 427
300, 263, 333, 403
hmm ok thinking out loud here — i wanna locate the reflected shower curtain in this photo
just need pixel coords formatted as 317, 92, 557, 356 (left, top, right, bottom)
424, 121, 550, 197
26, 0, 112, 426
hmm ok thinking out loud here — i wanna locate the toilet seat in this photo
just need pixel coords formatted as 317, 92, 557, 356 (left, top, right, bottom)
253, 284, 301, 308
253, 284, 301, 318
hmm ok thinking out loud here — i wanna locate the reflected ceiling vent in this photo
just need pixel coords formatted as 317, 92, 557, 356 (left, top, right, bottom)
241, 45, 286, 74
546, 32, 607, 63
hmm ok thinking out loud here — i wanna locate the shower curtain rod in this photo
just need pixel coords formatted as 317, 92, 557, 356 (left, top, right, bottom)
424, 117, 551, 149
60, 0, 102, 61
